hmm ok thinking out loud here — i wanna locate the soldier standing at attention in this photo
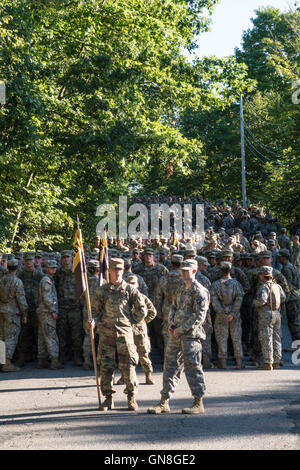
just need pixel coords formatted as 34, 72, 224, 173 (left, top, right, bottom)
210, 261, 245, 370
88, 258, 147, 411
55, 250, 83, 366
148, 259, 209, 415
0, 258, 28, 372
36, 260, 63, 370
254, 266, 286, 370
17, 252, 44, 365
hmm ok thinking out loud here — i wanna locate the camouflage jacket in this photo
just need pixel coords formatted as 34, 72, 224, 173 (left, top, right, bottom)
248, 267, 290, 296
132, 262, 169, 300
0, 273, 28, 316
208, 265, 250, 293
210, 277, 244, 317
170, 280, 210, 338
91, 280, 147, 335
36, 275, 59, 315
55, 267, 78, 308
123, 271, 149, 296
18, 268, 44, 310
154, 270, 184, 321
280, 262, 300, 301
254, 281, 286, 315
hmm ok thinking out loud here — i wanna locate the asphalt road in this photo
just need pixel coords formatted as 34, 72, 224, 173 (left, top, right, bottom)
0, 320, 299, 451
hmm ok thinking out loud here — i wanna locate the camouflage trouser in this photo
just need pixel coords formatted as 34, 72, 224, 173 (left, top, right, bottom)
16, 309, 38, 360
37, 311, 59, 360
98, 327, 139, 396
133, 322, 153, 374
251, 309, 261, 359
148, 317, 164, 358
286, 300, 300, 341
241, 294, 253, 349
258, 311, 281, 363
0, 312, 21, 360
162, 320, 170, 351
214, 314, 243, 360
161, 335, 206, 400
57, 306, 83, 357
202, 311, 213, 360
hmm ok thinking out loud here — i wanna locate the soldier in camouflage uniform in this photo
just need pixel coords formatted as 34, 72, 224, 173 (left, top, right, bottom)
278, 249, 300, 352
133, 247, 168, 358
0, 253, 8, 279
154, 254, 184, 350
82, 259, 100, 370
123, 258, 149, 296
36, 260, 63, 370
89, 258, 147, 411
148, 259, 209, 415
292, 236, 300, 272
55, 250, 83, 365
254, 266, 286, 370
124, 274, 157, 384
16, 252, 44, 365
210, 261, 245, 369
248, 250, 289, 364
196, 256, 214, 368
0, 258, 28, 372
208, 249, 250, 294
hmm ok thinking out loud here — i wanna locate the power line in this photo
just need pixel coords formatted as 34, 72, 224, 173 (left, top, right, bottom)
245, 135, 285, 165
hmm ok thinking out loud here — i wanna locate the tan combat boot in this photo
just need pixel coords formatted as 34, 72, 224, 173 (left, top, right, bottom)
235, 358, 245, 370
272, 363, 281, 369
145, 372, 155, 385
147, 397, 170, 414
37, 358, 49, 369
128, 393, 138, 411
217, 358, 227, 369
50, 358, 64, 370
2, 359, 20, 372
257, 363, 273, 370
101, 395, 114, 411
182, 397, 205, 415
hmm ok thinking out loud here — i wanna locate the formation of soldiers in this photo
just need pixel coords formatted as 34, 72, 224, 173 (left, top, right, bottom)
0, 197, 300, 414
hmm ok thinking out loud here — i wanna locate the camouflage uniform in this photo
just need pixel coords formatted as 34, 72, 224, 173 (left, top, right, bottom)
279, 253, 300, 342
195, 270, 213, 367
248, 260, 289, 361
36, 273, 60, 363
91, 279, 147, 399
55, 264, 83, 363
0, 262, 28, 368
133, 254, 168, 356
17, 259, 44, 362
132, 291, 156, 375
154, 268, 184, 349
254, 269, 286, 366
160, 275, 209, 401
82, 270, 100, 367
210, 269, 244, 367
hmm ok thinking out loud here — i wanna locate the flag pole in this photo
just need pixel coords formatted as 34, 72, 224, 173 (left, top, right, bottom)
76, 217, 102, 410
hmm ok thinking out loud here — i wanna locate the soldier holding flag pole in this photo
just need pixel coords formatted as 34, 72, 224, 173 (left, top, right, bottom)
73, 219, 102, 410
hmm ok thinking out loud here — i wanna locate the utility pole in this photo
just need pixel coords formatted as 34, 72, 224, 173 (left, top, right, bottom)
240, 95, 247, 207
0, 81, 5, 105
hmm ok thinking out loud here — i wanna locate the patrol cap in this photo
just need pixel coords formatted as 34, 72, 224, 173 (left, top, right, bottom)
159, 247, 170, 255
35, 252, 43, 258
255, 231, 263, 237
269, 232, 276, 237
171, 254, 183, 263
260, 266, 273, 276
258, 250, 272, 258
45, 260, 58, 268
267, 240, 276, 246
278, 248, 290, 258
180, 259, 198, 271
1, 253, 8, 260
126, 274, 138, 283
14, 251, 23, 259
185, 249, 196, 257
123, 258, 132, 268
7, 258, 19, 268
220, 261, 232, 270
132, 248, 140, 254
221, 249, 234, 258
61, 250, 73, 258
24, 252, 35, 260
197, 256, 210, 266
88, 259, 100, 268
109, 257, 124, 269
143, 248, 154, 256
